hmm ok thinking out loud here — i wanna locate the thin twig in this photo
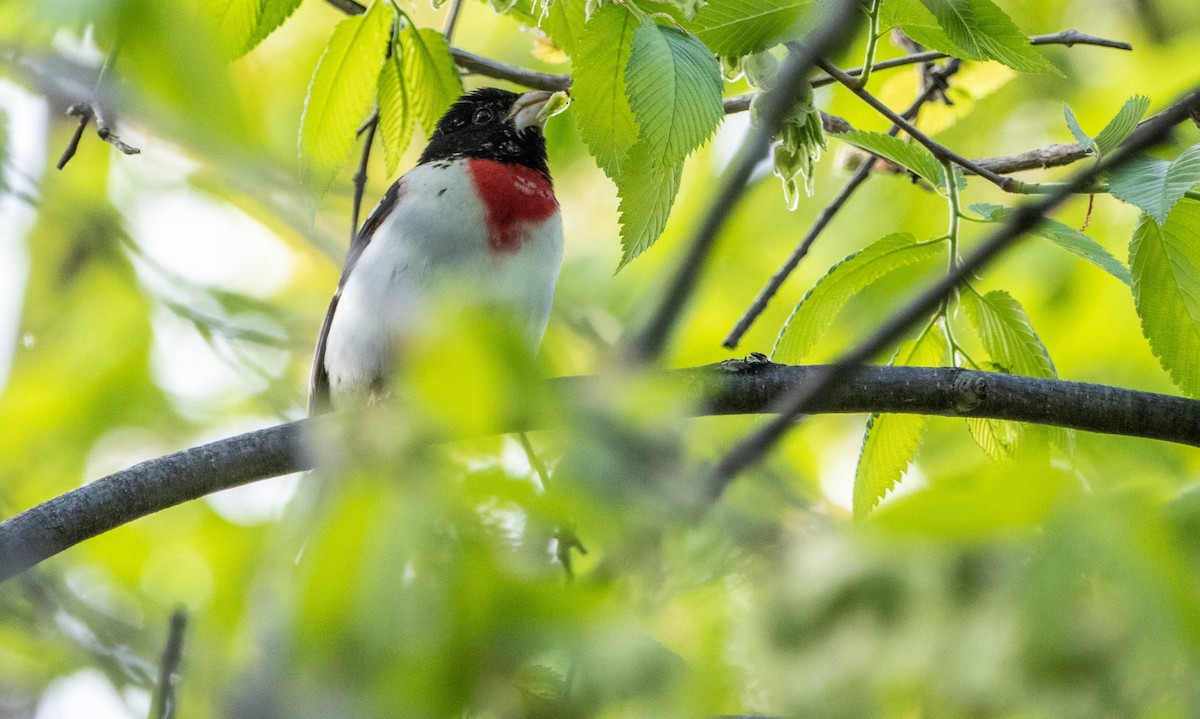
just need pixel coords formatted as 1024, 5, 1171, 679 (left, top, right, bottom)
442, 0, 464, 42
351, 106, 380, 242
150, 610, 188, 719
626, 0, 868, 363
723, 59, 962, 350
814, 55, 1018, 191
706, 85, 1200, 501
56, 47, 138, 169
808, 29, 1133, 88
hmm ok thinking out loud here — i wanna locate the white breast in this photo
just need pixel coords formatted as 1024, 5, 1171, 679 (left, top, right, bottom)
322, 161, 563, 406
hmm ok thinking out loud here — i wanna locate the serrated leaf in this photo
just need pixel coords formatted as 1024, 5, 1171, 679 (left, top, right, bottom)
970, 203, 1131, 285
1093, 95, 1150, 155
965, 415, 1023, 462
1063, 104, 1097, 155
299, 0, 392, 192
572, 4, 640, 178
879, 0, 961, 55
399, 24, 463, 135
205, 0, 261, 57
624, 20, 724, 164
773, 233, 946, 362
616, 143, 683, 268
1130, 200, 1200, 397
1108, 144, 1200, 225
960, 288, 1057, 461
853, 324, 948, 520
916, 0, 1059, 74
960, 288, 1055, 378
377, 50, 414, 176
244, 0, 305, 55
835, 130, 947, 189
688, 0, 814, 55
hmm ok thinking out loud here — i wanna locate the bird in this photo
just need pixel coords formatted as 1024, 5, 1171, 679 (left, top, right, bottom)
308, 88, 564, 413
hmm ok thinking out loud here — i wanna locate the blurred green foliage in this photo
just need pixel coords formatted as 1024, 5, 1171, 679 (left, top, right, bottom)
1, 0, 1200, 717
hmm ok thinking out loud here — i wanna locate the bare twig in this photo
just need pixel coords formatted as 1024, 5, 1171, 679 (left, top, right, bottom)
450, 47, 572, 92
627, 0, 869, 363
442, 0, 464, 41
56, 47, 138, 170
4, 361, 1200, 583
723, 59, 962, 350
351, 106, 380, 242
150, 610, 188, 719
707, 85, 1200, 500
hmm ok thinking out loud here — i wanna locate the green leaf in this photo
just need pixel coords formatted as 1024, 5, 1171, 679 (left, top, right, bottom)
624, 20, 724, 164
915, 0, 1059, 74
1063, 104, 1097, 155
688, 0, 813, 55
960, 288, 1055, 379
541, 0, 585, 55
299, 0, 392, 192
377, 49, 414, 177
970, 203, 1131, 285
1108, 144, 1200, 225
1093, 95, 1150, 155
571, 4, 640, 178
616, 143, 683, 268
960, 288, 1057, 461
773, 233, 946, 362
1130, 199, 1200, 396
853, 324, 948, 520
244, 0, 305, 55
835, 130, 947, 189
879, 0, 961, 56
399, 23, 464, 135
205, 0, 261, 57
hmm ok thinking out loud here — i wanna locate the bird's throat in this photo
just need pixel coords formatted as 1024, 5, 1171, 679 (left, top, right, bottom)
466, 159, 558, 254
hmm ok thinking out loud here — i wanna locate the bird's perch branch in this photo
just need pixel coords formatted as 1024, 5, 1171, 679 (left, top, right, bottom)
3, 362, 1200, 584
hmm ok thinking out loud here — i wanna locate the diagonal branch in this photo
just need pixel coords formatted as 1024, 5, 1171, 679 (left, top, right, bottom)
3, 361, 1200, 584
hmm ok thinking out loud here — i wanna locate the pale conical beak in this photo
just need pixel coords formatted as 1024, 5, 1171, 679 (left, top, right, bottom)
508, 90, 555, 132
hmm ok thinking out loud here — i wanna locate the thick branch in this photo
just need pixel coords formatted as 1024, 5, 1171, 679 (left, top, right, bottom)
3, 362, 1200, 583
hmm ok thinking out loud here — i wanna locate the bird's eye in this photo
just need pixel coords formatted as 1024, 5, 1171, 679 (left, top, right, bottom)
472, 107, 495, 125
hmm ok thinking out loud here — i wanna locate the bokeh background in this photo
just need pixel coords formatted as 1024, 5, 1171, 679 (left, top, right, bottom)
2, 0, 1200, 716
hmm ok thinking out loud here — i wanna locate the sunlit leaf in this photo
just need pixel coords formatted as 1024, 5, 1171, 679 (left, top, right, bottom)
773, 233, 947, 362
1130, 199, 1200, 396
1093, 95, 1150, 155
854, 324, 948, 520
960, 287, 1057, 460
298, 0, 392, 191
399, 23, 464, 135
377, 49, 414, 176
245, 0, 305, 55
205, 0, 261, 57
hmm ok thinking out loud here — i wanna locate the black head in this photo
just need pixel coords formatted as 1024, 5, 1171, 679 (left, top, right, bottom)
419, 88, 552, 178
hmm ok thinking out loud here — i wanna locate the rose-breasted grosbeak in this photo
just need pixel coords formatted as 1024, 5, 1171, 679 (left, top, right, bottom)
309, 88, 563, 413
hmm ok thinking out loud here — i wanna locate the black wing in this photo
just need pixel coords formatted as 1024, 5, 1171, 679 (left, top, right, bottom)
307, 179, 405, 415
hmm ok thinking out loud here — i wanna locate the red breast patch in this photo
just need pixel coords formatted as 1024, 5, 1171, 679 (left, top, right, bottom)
466, 159, 558, 254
